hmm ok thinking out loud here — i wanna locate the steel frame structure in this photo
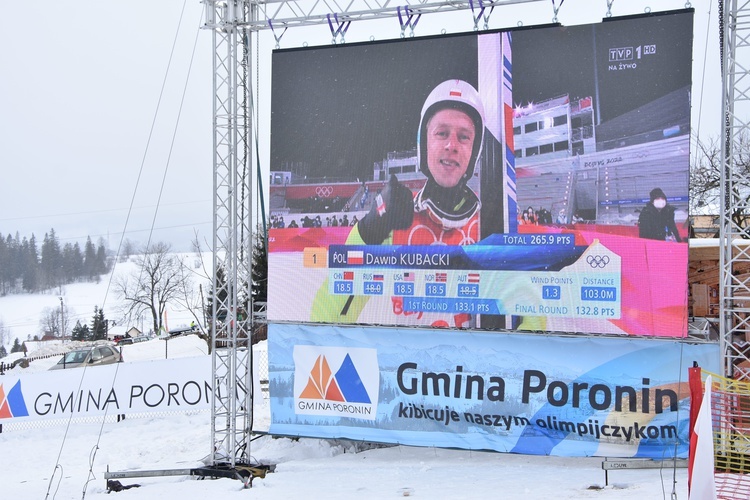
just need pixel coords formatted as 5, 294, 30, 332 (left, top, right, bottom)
203, 0, 254, 468
721, 0, 750, 376
202, 0, 552, 469
204, 0, 743, 470
245, 0, 543, 32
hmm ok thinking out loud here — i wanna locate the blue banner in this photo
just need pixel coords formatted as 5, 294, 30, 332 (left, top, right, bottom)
329, 240, 581, 271
269, 323, 719, 458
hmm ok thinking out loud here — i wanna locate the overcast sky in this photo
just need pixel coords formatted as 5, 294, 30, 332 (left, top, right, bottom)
0, 0, 719, 252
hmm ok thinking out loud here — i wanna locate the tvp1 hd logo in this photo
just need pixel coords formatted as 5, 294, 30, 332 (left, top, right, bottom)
293, 346, 379, 421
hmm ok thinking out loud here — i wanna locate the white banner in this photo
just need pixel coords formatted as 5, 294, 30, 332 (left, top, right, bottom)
0, 357, 212, 421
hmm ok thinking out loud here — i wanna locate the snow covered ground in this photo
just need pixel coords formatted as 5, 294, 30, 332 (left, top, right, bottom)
2, 403, 691, 499
0, 266, 692, 499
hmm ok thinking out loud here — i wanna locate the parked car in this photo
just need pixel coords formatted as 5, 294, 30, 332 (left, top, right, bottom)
49, 345, 123, 370
117, 337, 134, 345
168, 325, 199, 336
132, 336, 150, 343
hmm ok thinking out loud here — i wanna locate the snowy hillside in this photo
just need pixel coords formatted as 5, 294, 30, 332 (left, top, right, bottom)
0, 253, 208, 356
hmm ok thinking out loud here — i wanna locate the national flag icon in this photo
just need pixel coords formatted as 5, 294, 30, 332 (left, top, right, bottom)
375, 194, 386, 216
436, 272, 447, 283
373, 274, 384, 281
403, 272, 415, 282
343, 271, 354, 280
347, 250, 364, 265
468, 273, 480, 284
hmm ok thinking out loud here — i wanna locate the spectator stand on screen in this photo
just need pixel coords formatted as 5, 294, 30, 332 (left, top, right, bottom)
556, 209, 567, 225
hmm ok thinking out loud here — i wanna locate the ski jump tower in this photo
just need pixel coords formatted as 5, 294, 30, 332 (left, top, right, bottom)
202, 0, 749, 474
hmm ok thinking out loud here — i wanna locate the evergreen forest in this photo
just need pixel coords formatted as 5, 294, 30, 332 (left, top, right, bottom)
0, 229, 109, 295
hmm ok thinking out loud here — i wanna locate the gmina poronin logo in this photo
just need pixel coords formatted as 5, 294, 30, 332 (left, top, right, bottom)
293, 346, 379, 421
0, 380, 29, 419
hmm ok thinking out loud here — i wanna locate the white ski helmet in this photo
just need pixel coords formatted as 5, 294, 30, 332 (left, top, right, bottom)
417, 79, 486, 185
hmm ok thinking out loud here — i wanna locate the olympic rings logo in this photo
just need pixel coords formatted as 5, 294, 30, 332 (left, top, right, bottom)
586, 255, 610, 268
316, 186, 333, 198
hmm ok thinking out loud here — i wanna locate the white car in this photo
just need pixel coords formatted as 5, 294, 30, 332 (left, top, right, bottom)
49, 345, 123, 370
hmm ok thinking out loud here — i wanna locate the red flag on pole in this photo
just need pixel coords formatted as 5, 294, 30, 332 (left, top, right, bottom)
688, 370, 717, 500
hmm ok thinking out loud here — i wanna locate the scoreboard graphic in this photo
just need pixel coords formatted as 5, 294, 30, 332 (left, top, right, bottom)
326, 239, 620, 320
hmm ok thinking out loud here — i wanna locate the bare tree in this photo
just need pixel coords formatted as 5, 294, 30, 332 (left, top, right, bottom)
190, 229, 213, 280
691, 133, 750, 232
182, 229, 213, 352
172, 255, 206, 327
121, 238, 136, 261
690, 136, 721, 214
115, 242, 190, 335
171, 255, 214, 352
38, 307, 60, 337
37, 303, 73, 338
0, 318, 10, 346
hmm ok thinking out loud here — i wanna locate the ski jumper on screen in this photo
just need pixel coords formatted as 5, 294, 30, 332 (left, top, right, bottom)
311, 80, 485, 328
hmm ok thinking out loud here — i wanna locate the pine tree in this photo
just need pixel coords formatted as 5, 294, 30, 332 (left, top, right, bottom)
0, 229, 111, 293
40, 229, 62, 290
0, 345, 7, 359
96, 240, 108, 275
83, 236, 97, 280
205, 265, 229, 323
72, 241, 84, 279
22, 235, 39, 292
62, 242, 84, 283
0, 233, 7, 294
6, 234, 21, 293
251, 227, 268, 309
90, 306, 107, 341
11, 338, 22, 353
71, 320, 89, 341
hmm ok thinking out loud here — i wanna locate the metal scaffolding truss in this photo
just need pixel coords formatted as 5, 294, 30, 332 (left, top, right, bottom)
203, 0, 746, 471
245, 0, 542, 32
204, 0, 254, 468
721, 0, 750, 376
202, 0, 554, 471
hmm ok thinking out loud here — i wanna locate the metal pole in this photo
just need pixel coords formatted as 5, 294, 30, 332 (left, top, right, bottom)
59, 296, 64, 340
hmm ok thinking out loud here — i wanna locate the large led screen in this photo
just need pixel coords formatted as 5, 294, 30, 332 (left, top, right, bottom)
268, 9, 693, 337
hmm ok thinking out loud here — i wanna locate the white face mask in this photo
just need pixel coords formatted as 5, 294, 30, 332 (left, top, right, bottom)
653, 199, 667, 209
